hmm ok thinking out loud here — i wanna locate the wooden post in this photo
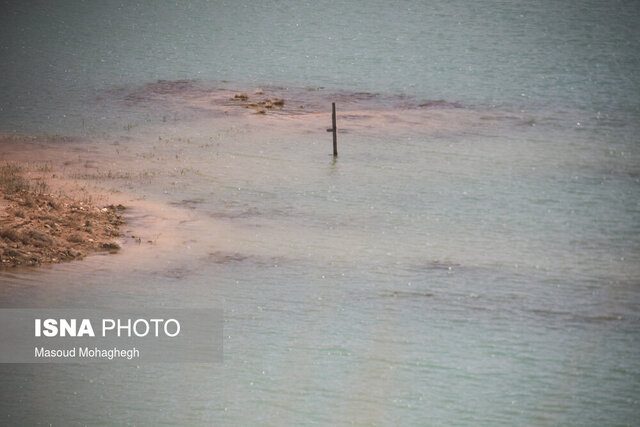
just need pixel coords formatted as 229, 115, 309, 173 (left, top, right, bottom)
332, 102, 338, 157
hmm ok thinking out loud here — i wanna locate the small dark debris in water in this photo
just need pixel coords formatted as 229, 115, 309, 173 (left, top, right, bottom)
208, 251, 249, 264
418, 100, 463, 109
331, 92, 379, 102
382, 290, 435, 298
207, 251, 288, 267
233, 93, 249, 101
169, 198, 204, 210
342, 114, 369, 120
209, 208, 261, 219
351, 92, 379, 99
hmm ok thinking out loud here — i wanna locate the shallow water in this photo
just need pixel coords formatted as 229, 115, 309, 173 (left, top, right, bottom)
1, 1, 639, 425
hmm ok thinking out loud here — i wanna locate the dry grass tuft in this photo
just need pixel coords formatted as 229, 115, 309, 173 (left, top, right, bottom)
0, 163, 30, 194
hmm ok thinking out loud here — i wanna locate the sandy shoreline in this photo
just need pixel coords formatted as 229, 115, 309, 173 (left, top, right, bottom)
0, 82, 498, 270
0, 134, 198, 269
0, 139, 126, 268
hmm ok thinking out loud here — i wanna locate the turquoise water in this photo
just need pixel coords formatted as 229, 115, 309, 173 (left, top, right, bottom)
2, 0, 640, 132
1, 1, 639, 425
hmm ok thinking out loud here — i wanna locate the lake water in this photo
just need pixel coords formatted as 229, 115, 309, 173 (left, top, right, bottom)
1, 0, 639, 425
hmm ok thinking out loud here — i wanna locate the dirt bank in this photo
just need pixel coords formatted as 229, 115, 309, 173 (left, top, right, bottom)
0, 163, 125, 268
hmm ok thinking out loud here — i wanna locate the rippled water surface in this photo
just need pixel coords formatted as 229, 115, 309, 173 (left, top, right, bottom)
0, 0, 639, 425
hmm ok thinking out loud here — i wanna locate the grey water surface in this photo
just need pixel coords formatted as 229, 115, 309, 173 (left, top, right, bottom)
0, 1, 639, 425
